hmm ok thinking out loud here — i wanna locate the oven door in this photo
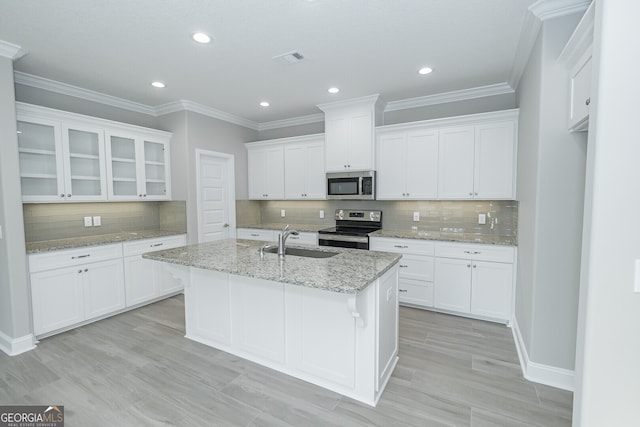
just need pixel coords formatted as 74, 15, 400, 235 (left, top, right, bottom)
318, 233, 369, 250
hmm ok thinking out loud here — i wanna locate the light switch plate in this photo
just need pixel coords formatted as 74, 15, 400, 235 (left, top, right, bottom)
635, 259, 640, 293
0, 225, 3, 239
280, 209, 286, 218
413, 211, 420, 222
84, 216, 93, 227
93, 216, 102, 226
319, 210, 324, 219
478, 214, 487, 225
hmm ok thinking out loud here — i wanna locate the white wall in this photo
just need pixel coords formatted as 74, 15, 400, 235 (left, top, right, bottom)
0, 56, 32, 353
573, 1, 640, 424
514, 12, 587, 383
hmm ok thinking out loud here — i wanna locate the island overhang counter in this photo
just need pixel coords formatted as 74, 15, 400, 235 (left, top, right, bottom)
143, 239, 401, 406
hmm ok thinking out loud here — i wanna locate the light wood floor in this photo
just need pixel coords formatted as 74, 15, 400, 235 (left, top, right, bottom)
0, 295, 573, 426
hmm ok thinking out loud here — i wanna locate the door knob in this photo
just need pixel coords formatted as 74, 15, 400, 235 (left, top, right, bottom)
223, 223, 229, 228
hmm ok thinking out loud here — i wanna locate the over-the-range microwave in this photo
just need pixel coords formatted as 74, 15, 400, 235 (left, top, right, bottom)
326, 170, 376, 200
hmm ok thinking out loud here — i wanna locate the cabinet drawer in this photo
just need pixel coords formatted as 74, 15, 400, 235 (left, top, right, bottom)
123, 234, 186, 256
398, 254, 434, 281
286, 232, 317, 246
398, 279, 433, 307
29, 243, 123, 273
369, 237, 435, 255
435, 242, 514, 263
236, 228, 275, 242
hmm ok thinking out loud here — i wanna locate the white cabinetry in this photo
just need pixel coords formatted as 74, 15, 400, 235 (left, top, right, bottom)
29, 244, 125, 336
376, 129, 438, 200
318, 95, 383, 172
370, 237, 435, 307
434, 242, 515, 323
106, 132, 171, 201
559, 3, 594, 132
236, 228, 276, 242
284, 136, 325, 199
285, 231, 318, 246
16, 103, 172, 203
123, 234, 187, 307
247, 143, 285, 200
438, 120, 516, 200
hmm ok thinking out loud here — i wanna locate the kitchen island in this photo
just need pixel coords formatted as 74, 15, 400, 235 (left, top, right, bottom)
144, 239, 401, 406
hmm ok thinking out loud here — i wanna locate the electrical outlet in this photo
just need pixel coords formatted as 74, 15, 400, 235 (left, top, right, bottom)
411, 226, 418, 231
0, 225, 3, 239
319, 210, 324, 219
413, 211, 420, 222
635, 259, 640, 293
93, 216, 102, 226
478, 214, 486, 225
280, 209, 286, 218
84, 216, 93, 227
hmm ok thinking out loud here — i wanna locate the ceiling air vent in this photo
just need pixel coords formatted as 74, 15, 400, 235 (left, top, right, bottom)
272, 50, 305, 64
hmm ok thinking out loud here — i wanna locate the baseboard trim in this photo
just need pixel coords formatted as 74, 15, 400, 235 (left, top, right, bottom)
511, 317, 575, 391
0, 330, 36, 356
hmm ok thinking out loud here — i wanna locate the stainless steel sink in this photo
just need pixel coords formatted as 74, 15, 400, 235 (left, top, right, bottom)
261, 246, 339, 258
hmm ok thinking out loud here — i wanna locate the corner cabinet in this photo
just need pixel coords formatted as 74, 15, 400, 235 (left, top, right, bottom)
16, 103, 172, 202
246, 134, 325, 201
318, 94, 383, 172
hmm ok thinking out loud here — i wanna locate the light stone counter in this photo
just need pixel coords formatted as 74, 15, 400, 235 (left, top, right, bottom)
26, 230, 186, 254
369, 229, 517, 246
237, 223, 330, 233
143, 238, 401, 294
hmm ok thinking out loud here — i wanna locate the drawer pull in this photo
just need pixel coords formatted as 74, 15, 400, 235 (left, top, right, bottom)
290, 236, 300, 239
586, 97, 591, 106
464, 250, 481, 255
394, 245, 409, 249
399, 289, 408, 293
399, 264, 409, 268
250, 233, 260, 237
150, 243, 164, 247
72, 254, 91, 259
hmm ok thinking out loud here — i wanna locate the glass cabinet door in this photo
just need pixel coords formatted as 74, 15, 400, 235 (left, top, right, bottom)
63, 125, 107, 200
107, 134, 139, 198
142, 140, 168, 197
17, 119, 65, 201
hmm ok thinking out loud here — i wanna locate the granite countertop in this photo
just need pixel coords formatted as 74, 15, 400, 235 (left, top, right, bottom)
26, 230, 187, 254
237, 223, 331, 233
369, 229, 517, 246
143, 239, 401, 294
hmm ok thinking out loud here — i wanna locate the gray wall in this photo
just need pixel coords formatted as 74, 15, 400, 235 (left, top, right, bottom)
0, 57, 31, 346
515, 13, 587, 371
258, 121, 324, 141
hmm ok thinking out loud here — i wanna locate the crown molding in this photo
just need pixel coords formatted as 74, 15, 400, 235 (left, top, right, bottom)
509, 0, 591, 89
162, 100, 259, 130
14, 71, 156, 115
0, 40, 26, 60
257, 113, 324, 131
385, 83, 514, 112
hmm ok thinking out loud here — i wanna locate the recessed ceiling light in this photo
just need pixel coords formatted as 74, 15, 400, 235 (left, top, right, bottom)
151, 81, 166, 88
328, 87, 340, 94
259, 101, 270, 107
418, 67, 433, 75
192, 32, 211, 44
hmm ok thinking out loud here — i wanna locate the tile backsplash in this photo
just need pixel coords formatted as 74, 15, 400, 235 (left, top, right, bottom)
23, 201, 187, 243
240, 199, 517, 242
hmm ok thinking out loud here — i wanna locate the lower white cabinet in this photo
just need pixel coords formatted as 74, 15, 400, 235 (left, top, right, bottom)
369, 237, 435, 307
434, 242, 515, 323
29, 234, 186, 337
29, 244, 125, 336
123, 235, 187, 307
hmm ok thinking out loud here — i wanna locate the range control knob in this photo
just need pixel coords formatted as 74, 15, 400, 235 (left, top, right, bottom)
337, 210, 344, 220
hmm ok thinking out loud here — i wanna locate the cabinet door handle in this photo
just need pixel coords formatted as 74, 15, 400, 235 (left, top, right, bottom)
469, 192, 473, 196
399, 289, 408, 293
250, 233, 260, 237
464, 250, 481, 255
393, 245, 409, 249
150, 243, 164, 247
72, 254, 91, 259
473, 264, 477, 268
60, 194, 65, 198
78, 269, 82, 274
84, 268, 88, 272
399, 264, 408, 268
586, 97, 591, 106
467, 264, 471, 268
66, 194, 71, 198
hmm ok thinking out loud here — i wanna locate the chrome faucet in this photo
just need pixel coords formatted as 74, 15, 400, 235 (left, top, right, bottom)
278, 224, 299, 257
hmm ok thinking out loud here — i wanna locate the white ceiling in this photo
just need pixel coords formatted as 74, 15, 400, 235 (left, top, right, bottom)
0, 0, 539, 125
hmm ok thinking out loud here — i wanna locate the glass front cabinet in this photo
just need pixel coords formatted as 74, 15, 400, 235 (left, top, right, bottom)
16, 103, 171, 203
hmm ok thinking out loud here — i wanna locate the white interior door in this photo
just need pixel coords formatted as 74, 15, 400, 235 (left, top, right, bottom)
196, 150, 236, 243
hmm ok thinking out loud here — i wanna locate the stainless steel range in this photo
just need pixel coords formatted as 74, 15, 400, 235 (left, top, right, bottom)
318, 209, 382, 250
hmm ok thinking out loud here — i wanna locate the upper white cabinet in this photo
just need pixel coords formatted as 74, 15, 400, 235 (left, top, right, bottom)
376, 129, 439, 200
559, 3, 594, 132
106, 132, 171, 201
284, 136, 326, 199
318, 94, 383, 172
438, 120, 516, 200
246, 134, 325, 201
247, 143, 285, 200
16, 103, 172, 203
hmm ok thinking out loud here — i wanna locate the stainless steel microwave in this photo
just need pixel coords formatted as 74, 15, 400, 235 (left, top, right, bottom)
326, 170, 376, 200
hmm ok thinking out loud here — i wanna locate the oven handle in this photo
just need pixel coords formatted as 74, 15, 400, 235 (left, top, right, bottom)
318, 234, 369, 244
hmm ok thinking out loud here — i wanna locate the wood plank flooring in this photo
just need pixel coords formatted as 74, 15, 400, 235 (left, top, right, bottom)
0, 295, 573, 426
